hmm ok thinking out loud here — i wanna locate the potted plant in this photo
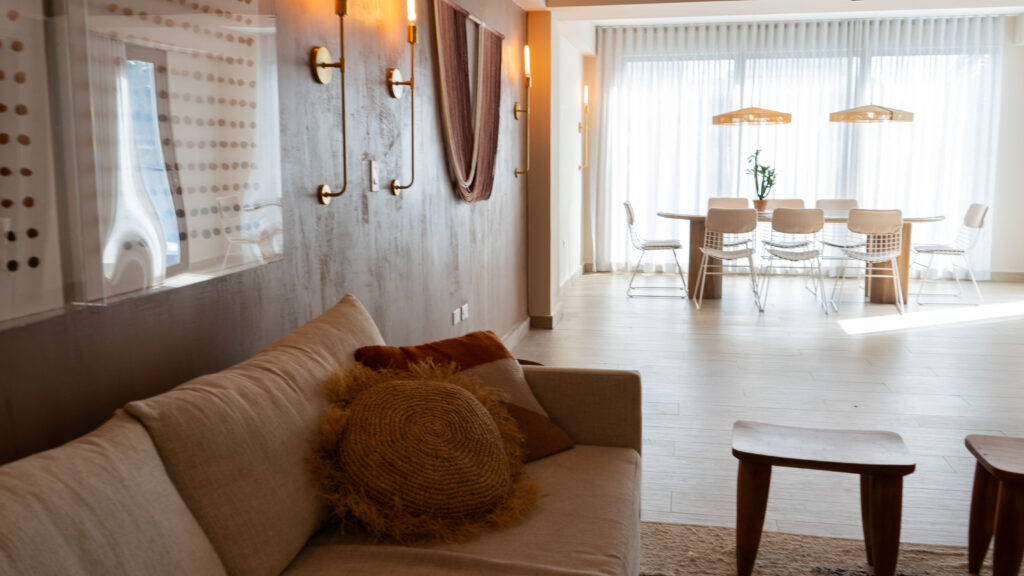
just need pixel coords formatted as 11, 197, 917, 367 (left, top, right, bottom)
747, 149, 776, 211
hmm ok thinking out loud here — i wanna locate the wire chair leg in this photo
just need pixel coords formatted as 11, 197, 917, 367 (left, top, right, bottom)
747, 255, 762, 311
816, 258, 829, 315
627, 250, 646, 297
891, 258, 905, 314
831, 260, 847, 312
760, 261, 772, 312
671, 249, 688, 298
916, 253, 935, 305
695, 253, 709, 309
963, 254, 983, 304
951, 260, 965, 297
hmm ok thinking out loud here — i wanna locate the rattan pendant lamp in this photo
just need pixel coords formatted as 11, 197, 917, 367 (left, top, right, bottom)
829, 104, 913, 123
713, 107, 792, 126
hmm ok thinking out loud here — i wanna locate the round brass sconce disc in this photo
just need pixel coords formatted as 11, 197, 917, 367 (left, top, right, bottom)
390, 180, 402, 196
318, 184, 334, 205
387, 68, 405, 99
311, 46, 334, 85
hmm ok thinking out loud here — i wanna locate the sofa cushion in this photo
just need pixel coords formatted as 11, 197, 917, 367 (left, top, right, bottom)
0, 411, 227, 576
286, 445, 641, 576
125, 295, 385, 576
355, 331, 574, 462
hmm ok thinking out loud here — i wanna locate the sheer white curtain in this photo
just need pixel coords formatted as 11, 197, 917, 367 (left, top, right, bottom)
593, 16, 1003, 277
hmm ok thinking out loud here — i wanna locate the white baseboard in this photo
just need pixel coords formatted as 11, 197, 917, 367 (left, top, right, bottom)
991, 272, 1024, 283
501, 316, 531, 350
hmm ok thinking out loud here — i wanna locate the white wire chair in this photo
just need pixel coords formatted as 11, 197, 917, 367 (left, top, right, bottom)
830, 209, 905, 314
623, 201, 687, 298
912, 203, 988, 305
694, 208, 760, 310
759, 208, 828, 314
817, 199, 864, 263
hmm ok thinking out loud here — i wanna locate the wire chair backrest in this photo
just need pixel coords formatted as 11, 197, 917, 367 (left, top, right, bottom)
953, 203, 989, 251
816, 199, 859, 210
705, 208, 756, 251
771, 208, 824, 234
763, 199, 804, 210
623, 201, 644, 250
708, 197, 749, 209
847, 209, 903, 258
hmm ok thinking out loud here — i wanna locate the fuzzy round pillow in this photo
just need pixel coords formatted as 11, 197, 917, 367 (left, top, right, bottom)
312, 361, 537, 542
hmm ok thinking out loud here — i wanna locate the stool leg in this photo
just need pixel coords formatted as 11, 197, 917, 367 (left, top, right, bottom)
868, 475, 903, 576
993, 484, 1024, 576
860, 474, 874, 566
968, 463, 999, 574
736, 461, 772, 576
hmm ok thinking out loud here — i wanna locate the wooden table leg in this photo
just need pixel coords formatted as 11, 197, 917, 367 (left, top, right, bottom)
869, 222, 912, 304
736, 460, 771, 576
968, 462, 999, 573
993, 483, 1024, 576
688, 219, 722, 300
860, 475, 874, 566
868, 474, 904, 576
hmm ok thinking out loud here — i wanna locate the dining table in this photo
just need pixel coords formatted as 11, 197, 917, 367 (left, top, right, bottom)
657, 210, 945, 304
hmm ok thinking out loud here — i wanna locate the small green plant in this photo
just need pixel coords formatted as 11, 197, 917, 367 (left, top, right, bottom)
746, 149, 776, 201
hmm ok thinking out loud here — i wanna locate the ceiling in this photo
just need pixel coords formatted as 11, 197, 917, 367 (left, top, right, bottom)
511, 0, 1024, 55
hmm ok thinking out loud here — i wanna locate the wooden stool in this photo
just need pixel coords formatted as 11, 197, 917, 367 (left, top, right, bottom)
731, 420, 916, 576
966, 434, 1024, 576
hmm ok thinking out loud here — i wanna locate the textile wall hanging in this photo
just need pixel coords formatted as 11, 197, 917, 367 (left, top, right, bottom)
433, 0, 503, 203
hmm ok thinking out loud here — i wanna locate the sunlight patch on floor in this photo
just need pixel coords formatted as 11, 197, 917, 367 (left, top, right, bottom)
839, 301, 1024, 335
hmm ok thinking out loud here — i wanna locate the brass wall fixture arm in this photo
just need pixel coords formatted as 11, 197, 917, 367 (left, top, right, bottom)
312, 0, 349, 206
387, 23, 417, 196
514, 76, 531, 178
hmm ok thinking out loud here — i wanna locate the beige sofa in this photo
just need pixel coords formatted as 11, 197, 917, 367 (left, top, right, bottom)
0, 295, 642, 576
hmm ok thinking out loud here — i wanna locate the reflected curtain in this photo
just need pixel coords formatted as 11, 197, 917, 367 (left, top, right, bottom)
593, 17, 1003, 277
89, 33, 166, 296
434, 0, 503, 203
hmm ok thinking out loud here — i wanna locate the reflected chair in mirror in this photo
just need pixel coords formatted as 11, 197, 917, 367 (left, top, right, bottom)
623, 201, 687, 298
912, 203, 988, 305
758, 208, 828, 314
831, 209, 905, 314
218, 196, 284, 272
694, 208, 760, 310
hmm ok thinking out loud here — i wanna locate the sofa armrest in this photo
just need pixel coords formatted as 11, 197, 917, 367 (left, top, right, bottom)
522, 366, 642, 455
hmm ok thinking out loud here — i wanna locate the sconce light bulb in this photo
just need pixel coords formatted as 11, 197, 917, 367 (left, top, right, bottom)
407, 0, 417, 22
524, 45, 531, 78
583, 85, 589, 106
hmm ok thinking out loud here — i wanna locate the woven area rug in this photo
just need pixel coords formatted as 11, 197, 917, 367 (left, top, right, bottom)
641, 522, 995, 576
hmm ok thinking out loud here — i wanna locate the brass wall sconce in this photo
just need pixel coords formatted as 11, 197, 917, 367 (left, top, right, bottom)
311, 0, 349, 206
514, 44, 531, 178
386, 0, 418, 196
578, 84, 589, 170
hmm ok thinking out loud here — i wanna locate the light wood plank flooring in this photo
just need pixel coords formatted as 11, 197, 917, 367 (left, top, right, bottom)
512, 272, 1024, 546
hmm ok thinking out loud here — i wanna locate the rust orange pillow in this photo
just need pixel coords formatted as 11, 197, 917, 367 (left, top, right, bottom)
355, 331, 574, 462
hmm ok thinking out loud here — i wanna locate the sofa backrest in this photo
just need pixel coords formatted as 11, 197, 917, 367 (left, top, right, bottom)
124, 295, 385, 576
0, 411, 228, 576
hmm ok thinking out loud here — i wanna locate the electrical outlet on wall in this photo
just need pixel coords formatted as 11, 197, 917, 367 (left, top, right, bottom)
452, 308, 461, 326
370, 160, 380, 191
461, 303, 469, 321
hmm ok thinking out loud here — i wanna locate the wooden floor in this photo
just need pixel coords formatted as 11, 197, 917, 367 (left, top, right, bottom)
512, 272, 1024, 546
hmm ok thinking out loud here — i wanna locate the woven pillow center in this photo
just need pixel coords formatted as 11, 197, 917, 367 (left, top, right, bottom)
340, 380, 512, 517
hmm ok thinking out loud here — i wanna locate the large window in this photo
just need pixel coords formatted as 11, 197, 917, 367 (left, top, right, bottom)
594, 17, 1003, 277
